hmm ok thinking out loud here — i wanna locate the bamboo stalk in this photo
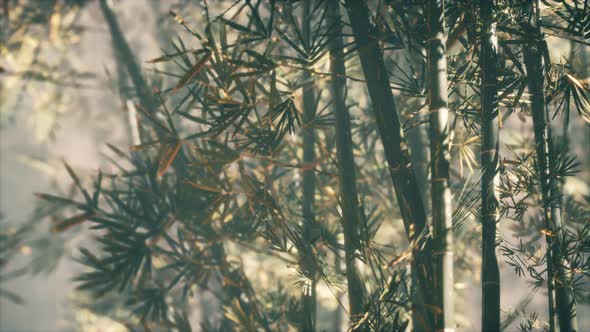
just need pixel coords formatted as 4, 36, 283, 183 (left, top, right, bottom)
480, 0, 501, 330
99, 0, 158, 115
426, 0, 454, 330
326, 0, 366, 327
343, 1, 434, 329
403, 7, 432, 330
522, 2, 578, 331
301, 1, 317, 330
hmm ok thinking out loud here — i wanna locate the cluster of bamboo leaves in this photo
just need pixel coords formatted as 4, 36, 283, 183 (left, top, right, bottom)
23, 0, 590, 331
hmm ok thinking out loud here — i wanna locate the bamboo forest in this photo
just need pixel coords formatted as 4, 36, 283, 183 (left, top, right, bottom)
2, 1, 590, 331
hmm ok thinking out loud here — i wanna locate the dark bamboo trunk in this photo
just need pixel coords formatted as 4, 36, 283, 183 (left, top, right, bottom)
426, 0, 454, 330
326, 0, 366, 326
343, 1, 434, 330
99, 0, 157, 115
404, 7, 431, 330
301, 1, 317, 330
524, 48, 579, 331
522, 3, 578, 331
480, 0, 501, 330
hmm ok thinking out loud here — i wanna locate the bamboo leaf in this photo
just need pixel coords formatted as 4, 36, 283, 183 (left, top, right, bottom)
173, 49, 212, 93
184, 180, 224, 194
146, 48, 207, 64
157, 141, 182, 178
51, 212, 96, 233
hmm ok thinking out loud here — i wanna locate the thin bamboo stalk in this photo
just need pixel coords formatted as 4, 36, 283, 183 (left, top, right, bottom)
480, 0, 501, 330
327, 0, 366, 327
522, 2, 578, 331
426, 0, 454, 329
301, 1, 317, 330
